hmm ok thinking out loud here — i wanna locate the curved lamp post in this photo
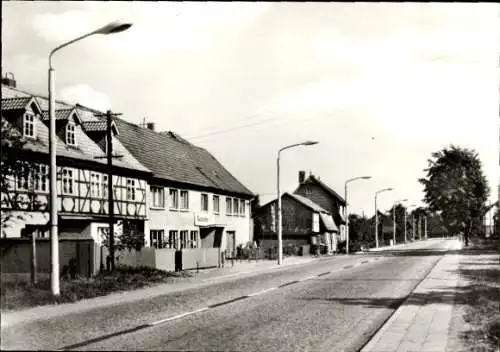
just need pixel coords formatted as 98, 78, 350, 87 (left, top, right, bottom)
48, 21, 132, 296
374, 188, 393, 248
392, 198, 407, 246
277, 141, 318, 265
344, 176, 371, 254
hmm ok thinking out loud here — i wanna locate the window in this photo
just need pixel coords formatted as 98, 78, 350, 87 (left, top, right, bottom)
201, 193, 209, 212
305, 186, 312, 196
126, 179, 136, 201
102, 175, 109, 198
233, 198, 239, 215
62, 168, 74, 195
226, 197, 232, 215
213, 195, 220, 214
66, 123, 76, 146
169, 189, 179, 209
34, 165, 48, 192
16, 166, 30, 190
180, 230, 189, 249
151, 186, 165, 208
168, 230, 178, 249
190, 231, 199, 248
150, 230, 164, 249
240, 199, 246, 216
180, 190, 189, 210
23, 113, 35, 138
90, 172, 101, 198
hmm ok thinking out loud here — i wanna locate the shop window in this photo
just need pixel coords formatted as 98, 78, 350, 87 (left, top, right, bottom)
150, 230, 164, 249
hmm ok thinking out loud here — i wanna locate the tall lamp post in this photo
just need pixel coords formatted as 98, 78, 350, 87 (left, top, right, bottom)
344, 176, 371, 254
277, 141, 318, 265
405, 204, 416, 243
374, 188, 393, 248
392, 198, 407, 246
48, 21, 132, 296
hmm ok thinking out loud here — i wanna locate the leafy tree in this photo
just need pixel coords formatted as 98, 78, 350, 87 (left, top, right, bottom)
419, 145, 490, 246
1, 118, 39, 232
100, 220, 145, 252
348, 214, 374, 250
386, 204, 410, 243
250, 194, 261, 216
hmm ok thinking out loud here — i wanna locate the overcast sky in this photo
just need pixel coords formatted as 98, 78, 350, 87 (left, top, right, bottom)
2, 2, 499, 217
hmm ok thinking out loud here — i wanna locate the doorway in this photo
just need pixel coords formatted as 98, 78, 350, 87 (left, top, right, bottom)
226, 231, 236, 258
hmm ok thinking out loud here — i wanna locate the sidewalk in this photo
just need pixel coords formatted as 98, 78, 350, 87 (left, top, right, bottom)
1, 255, 325, 327
362, 239, 469, 352
366, 238, 439, 253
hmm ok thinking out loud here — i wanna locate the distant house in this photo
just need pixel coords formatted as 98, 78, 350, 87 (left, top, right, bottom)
253, 192, 338, 254
112, 118, 254, 257
293, 171, 346, 241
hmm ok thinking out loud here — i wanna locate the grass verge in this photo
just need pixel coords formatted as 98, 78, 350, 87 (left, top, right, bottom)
1, 266, 193, 312
459, 237, 500, 352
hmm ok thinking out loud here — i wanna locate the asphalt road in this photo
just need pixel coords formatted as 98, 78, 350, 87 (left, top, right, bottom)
1, 239, 455, 351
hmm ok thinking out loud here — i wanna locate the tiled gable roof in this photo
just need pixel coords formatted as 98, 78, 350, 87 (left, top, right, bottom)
81, 120, 107, 131
1, 97, 33, 111
114, 117, 253, 197
81, 120, 118, 135
42, 109, 75, 121
1, 84, 150, 174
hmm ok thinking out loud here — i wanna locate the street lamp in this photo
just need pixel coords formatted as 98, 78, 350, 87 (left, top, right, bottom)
408, 204, 418, 241
374, 188, 393, 248
392, 198, 408, 246
344, 176, 371, 254
405, 204, 416, 243
48, 21, 132, 296
277, 140, 318, 265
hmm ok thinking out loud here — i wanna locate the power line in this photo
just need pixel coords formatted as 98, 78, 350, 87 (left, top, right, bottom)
186, 105, 355, 141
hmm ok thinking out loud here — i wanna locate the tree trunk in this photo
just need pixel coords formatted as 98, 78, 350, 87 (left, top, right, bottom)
464, 221, 472, 247
31, 233, 37, 285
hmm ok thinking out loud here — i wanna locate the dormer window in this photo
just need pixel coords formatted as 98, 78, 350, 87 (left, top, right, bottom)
23, 113, 35, 138
66, 123, 76, 146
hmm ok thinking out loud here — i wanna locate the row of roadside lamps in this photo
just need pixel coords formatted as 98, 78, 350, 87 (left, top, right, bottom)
46, 21, 426, 294
277, 141, 423, 265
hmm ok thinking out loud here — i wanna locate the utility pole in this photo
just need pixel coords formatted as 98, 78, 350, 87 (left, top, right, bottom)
424, 216, 428, 239
95, 110, 122, 271
404, 209, 407, 243
418, 216, 422, 240
31, 232, 37, 285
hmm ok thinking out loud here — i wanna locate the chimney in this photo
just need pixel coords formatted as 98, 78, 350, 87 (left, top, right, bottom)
146, 122, 155, 131
2, 72, 16, 88
298, 171, 306, 184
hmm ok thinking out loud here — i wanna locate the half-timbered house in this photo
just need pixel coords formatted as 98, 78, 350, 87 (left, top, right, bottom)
1, 82, 152, 247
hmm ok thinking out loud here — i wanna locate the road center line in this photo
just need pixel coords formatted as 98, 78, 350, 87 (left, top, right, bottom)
248, 287, 279, 297
300, 275, 318, 281
150, 307, 209, 326
61, 258, 378, 350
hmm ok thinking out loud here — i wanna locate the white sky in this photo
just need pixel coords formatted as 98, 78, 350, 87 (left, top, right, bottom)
2, 2, 499, 217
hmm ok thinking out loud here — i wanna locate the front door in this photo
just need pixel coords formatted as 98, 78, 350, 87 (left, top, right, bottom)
226, 231, 235, 258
